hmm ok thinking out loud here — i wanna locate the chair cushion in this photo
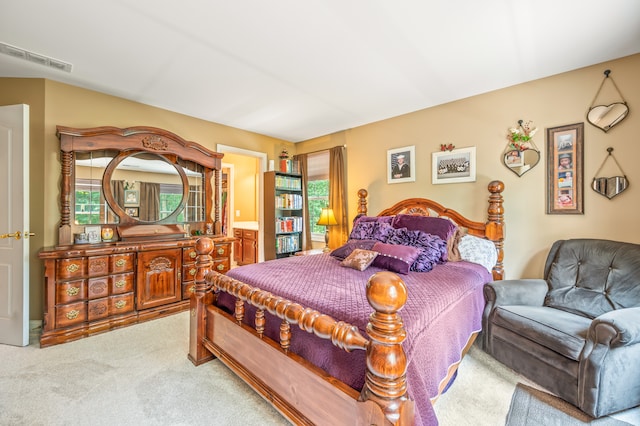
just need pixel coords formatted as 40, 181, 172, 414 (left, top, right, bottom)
491, 305, 591, 361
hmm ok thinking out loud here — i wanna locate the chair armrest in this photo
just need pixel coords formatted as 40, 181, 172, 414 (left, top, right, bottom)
483, 279, 548, 307
589, 307, 640, 347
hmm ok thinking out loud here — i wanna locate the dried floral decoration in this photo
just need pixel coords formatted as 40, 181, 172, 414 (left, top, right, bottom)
279, 148, 289, 159
508, 120, 537, 151
440, 143, 455, 152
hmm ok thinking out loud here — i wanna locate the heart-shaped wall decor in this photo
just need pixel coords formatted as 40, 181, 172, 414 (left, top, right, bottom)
587, 103, 629, 133
592, 176, 629, 199
503, 149, 540, 177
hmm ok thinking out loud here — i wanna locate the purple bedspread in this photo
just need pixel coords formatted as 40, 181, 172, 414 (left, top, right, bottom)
221, 253, 490, 426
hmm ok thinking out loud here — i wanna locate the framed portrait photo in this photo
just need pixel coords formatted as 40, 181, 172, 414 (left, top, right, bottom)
432, 147, 476, 184
546, 122, 584, 214
387, 146, 416, 184
125, 207, 139, 218
124, 189, 139, 206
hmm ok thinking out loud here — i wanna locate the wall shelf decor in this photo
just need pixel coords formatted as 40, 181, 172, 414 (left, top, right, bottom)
587, 70, 629, 133
503, 120, 540, 177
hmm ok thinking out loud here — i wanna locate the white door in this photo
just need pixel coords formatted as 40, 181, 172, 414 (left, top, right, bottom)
0, 104, 30, 347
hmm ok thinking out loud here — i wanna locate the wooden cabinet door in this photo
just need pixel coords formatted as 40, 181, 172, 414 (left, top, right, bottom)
233, 229, 242, 264
136, 248, 182, 310
242, 230, 257, 264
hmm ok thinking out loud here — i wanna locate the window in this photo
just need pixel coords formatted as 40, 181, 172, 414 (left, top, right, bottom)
306, 151, 330, 241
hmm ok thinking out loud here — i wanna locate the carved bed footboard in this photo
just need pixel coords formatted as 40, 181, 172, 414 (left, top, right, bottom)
189, 238, 415, 425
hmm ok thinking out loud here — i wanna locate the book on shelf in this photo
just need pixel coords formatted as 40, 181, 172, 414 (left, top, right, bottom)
275, 216, 303, 234
279, 159, 300, 175
275, 234, 300, 254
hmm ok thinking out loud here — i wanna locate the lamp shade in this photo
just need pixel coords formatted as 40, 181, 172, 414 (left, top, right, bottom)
316, 208, 338, 226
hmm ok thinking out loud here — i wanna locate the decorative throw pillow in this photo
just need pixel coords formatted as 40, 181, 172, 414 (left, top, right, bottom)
340, 249, 378, 271
330, 239, 378, 260
386, 227, 448, 271
348, 221, 394, 242
391, 214, 458, 243
458, 235, 497, 273
352, 215, 394, 227
371, 242, 421, 275
447, 227, 465, 262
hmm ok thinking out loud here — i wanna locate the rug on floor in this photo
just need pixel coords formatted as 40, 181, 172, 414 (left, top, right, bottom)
506, 383, 637, 426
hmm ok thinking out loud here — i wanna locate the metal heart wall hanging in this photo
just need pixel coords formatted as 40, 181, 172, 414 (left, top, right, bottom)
592, 147, 629, 199
587, 102, 629, 133
592, 176, 628, 199
587, 70, 629, 133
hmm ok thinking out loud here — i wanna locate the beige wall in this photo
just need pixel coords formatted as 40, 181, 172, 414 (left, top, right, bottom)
0, 78, 289, 319
297, 54, 640, 280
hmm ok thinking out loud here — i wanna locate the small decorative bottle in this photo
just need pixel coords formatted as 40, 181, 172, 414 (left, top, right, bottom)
101, 227, 114, 242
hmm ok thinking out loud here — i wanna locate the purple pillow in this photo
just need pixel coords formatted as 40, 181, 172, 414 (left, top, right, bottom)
330, 239, 378, 260
371, 242, 421, 275
391, 214, 457, 242
349, 221, 394, 242
387, 228, 447, 272
352, 215, 394, 226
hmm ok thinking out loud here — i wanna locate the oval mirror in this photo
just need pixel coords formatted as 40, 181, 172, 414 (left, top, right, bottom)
103, 152, 189, 224
503, 149, 540, 177
587, 103, 629, 133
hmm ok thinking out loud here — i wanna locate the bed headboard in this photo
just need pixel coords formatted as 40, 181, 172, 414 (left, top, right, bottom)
357, 180, 505, 280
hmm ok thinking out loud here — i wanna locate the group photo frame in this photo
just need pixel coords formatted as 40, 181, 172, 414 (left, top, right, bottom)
387, 145, 416, 184
546, 122, 584, 214
432, 146, 476, 185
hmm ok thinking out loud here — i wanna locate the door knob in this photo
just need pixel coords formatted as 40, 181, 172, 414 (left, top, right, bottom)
0, 231, 21, 240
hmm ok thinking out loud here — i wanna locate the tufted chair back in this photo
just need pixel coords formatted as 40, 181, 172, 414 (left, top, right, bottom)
542, 239, 640, 319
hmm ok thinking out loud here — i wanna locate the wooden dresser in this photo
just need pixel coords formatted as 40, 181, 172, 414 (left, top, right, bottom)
39, 236, 233, 347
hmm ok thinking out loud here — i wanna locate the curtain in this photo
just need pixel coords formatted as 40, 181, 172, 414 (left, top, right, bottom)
328, 146, 347, 249
294, 153, 312, 250
111, 180, 125, 223
139, 182, 160, 222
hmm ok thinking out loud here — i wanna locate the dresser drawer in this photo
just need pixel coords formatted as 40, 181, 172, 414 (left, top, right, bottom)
182, 282, 196, 300
55, 302, 86, 328
182, 264, 197, 282
56, 258, 86, 280
213, 258, 230, 273
110, 273, 134, 295
56, 280, 86, 305
87, 298, 109, 321
109, 293, 134, 315
87, 255, 109, 277
110, 253, 135, 273
214, 243, 231, 258
88, 277, 109, 300
183, 246, 198, 263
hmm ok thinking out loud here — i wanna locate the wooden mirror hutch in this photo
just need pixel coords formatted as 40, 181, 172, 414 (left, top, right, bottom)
39, 126, 234, 347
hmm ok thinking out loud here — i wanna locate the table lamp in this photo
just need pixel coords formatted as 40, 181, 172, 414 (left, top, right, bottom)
316, 207, 338, 252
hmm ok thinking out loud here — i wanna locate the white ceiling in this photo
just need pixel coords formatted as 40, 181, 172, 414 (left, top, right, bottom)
1, 1, 639, 142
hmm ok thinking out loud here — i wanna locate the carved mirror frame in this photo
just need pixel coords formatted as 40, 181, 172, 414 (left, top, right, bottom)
56, 126, 223, 246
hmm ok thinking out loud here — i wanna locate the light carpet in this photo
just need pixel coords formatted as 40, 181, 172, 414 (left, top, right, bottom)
1, 312, 636, 425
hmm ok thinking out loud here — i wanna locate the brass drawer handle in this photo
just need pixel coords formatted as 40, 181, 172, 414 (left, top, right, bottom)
189, 268, 196, 276
66, 310, 79, 320
216, 264, 224, 271
190, 251, 197, 259
217, 247, 224, 255
115, 259, 126, 267
115, 279, 126, 288
66, 264, 80, 273
189, 286, 195, 293
115, 300, 127, 309
66, 286, 80, 296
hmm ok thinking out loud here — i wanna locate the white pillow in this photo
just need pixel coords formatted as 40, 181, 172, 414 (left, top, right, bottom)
458, 235, 497, 273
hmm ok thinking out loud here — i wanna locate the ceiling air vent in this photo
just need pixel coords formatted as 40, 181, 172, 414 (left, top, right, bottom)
0, 42, 73, 73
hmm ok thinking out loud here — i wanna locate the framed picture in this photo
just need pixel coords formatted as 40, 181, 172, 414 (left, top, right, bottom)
85, 225, 101, 244
124, 189, 139, 206
387, 146, 416, 184
504, 150, 524, 168
546, 122, 584, 214
432, 147, 476, 184
125, 207, 139, 218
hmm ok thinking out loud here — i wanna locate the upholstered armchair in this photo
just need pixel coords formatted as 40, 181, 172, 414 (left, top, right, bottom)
482, 238, 640, 418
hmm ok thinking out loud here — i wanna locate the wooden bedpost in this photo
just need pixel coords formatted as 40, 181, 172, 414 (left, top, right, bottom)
357, 189, 368, 216
188, 237, 216, 366
360, 271, 415, 424
486, 180, 505, 280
